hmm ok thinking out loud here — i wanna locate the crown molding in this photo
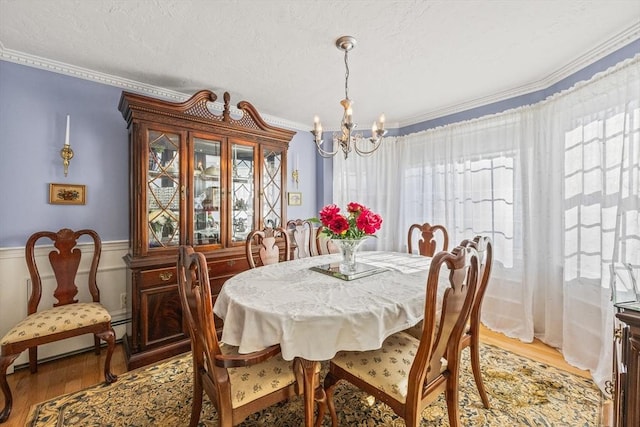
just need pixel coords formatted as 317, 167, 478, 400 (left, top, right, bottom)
399, 23, 640, 127
0, 42, 308, 132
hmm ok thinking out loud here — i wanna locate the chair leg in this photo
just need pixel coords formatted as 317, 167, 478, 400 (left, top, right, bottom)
0, 354, 20, 424
404, 409, 420, 427
93, 335, 101, 355
96, 329, 117, 384
323, 372, 340, 427
314, 384, 328, 427
28, 346, 37, 374
189, 368, 203, 427
445, 372, 460, 427
470, 333, 490, 408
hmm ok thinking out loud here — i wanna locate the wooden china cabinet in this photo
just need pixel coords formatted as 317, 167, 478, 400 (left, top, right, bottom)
119, 90, 295, 369
612, 307, 640, 426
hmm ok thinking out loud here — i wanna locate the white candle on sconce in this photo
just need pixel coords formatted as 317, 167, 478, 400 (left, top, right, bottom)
295, 154, 299, 170
65, 115, 70, 146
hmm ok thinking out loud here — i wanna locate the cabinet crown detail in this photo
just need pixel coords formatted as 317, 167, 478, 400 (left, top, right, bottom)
119, 90, 295, 143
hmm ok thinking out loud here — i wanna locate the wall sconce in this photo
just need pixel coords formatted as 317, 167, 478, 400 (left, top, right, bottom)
292, 169, 299, 188
291, 154, 299, 188
61, 114, 74, 177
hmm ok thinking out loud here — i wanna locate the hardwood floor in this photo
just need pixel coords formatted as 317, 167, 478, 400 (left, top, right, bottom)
3, 326, 591, 426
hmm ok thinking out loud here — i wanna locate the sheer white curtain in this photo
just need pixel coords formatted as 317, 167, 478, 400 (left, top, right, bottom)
333, 55, 639, 391
333, 138, 401, 251
539, 58, 640, 390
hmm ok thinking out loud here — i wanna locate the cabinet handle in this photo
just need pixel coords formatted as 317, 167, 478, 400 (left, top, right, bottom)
604, 379, 615, 396
181, 185, 186, 200
159, 271, 173, 281
227, 260, 236, 267
614, 327, 623, 342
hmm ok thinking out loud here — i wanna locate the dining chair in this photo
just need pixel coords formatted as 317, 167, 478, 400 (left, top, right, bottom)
286, 219, 314, 259
313, 226, 340, 256
178, 245, 321, 427
320, 245, 479, 427
458, 235, 493, 408
407, 222, 449, 256
245, 226, 291, 268
405, 235, 493, 408
0, 228, 117, 423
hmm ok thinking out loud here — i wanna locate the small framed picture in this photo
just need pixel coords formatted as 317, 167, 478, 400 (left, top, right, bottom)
49, 183, 86, 205
288, 192, 302, 206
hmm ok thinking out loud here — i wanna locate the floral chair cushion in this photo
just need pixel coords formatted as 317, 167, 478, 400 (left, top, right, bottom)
221, 344, 298, 408
331, 331, 447, 404
0, 302, 110, 346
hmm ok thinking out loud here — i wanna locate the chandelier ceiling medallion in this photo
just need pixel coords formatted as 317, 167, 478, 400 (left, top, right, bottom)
311, 35, 387, 159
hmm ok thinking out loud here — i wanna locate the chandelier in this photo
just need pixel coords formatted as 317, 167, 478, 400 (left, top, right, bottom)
311, 36, 387, 159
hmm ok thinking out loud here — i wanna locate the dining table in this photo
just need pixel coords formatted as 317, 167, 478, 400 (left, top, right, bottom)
213, 251, 435, 426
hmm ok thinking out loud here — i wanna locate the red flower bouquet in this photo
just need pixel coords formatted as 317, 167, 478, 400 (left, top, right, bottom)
313, 202, 382, 240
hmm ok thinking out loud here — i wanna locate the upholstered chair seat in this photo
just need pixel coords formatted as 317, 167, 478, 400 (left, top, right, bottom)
330, 332, 449, 404
1, 303, 111, 346
218, 344, 298, 408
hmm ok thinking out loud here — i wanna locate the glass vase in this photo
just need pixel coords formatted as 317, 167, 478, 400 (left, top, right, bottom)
333, 238, 368, 275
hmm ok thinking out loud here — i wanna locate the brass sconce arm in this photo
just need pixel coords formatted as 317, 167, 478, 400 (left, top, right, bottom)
60, 145, 74, 177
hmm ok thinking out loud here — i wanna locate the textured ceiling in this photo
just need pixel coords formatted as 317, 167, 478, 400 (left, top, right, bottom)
1, 0, 639, 129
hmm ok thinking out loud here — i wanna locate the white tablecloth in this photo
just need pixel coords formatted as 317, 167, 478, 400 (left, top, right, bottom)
213, 251, 434, 361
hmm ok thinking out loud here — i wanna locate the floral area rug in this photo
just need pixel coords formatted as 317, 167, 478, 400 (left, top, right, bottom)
26, 343, 600, 426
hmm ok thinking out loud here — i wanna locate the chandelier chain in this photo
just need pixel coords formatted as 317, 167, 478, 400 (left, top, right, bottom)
344, 49, 350, 100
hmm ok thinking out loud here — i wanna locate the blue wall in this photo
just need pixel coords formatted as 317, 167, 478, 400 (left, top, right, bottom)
0, 61, 128, 247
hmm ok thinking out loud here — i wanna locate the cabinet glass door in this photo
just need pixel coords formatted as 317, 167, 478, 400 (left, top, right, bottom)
263, 148, 283, 228
231, 143, 254, 242
147, 130, 180, 249
193, 137, 222, 246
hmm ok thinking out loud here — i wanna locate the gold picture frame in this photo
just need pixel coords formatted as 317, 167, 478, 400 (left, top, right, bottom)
288, 192, 302, 206
49, 183, 86, 205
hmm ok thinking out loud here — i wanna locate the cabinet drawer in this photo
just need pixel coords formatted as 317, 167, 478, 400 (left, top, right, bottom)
207, 257, 249, 278
140, 267, 177, 289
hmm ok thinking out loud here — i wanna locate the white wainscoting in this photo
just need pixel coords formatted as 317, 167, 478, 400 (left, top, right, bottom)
0, 240, 130, 373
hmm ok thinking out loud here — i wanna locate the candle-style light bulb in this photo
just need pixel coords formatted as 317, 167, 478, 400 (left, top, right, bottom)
65, 115, 70, 146
378, 113, 385, 130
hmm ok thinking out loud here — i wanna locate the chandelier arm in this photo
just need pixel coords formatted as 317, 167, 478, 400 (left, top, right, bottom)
314, 138, 341, 158
353, 135, 384, 156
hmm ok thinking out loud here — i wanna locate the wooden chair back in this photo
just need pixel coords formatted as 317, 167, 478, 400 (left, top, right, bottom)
410, 244, 478, 394
286, 219, 313, 259
407, 222, 449, 256
0, 228, 117, 423
245, 227, 290, 268
177, 245, 305, 426
314, 226, 340, 256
